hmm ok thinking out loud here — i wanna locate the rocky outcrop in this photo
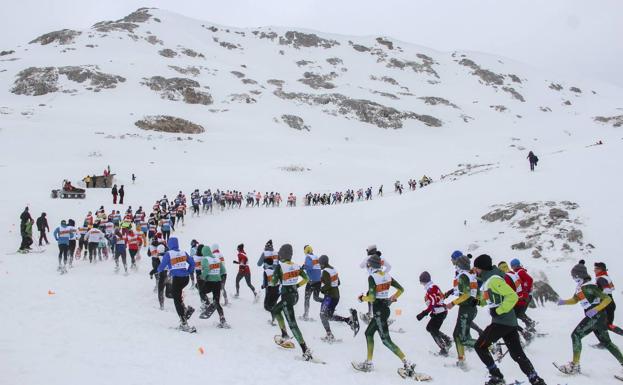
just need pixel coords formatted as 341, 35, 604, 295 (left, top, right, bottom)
11, 66, 125, 96
370, 75, 399, 86
376, 37, 394, 50
29, 29, 81, 45
281, 115, 310, 131
0, 50, 15, 56
168, 65, 201, 77
296, 60, 314, 67
594, 115, 623, 127
532, 280, 560, 305
549, 83, 563, 91
326, 57, 343, 65
230, 71, 245, 78
480, 201, 590, 261
159, 49, 177, 58
141, 76, 212, 105
274, 89, 441, 129
502, 86, 525, 102
459, 58, 504, 85
135, 115, 204, 134
418, 97, 459, 109
181, 48, 204, 58
569, 86, 582, 93
298, 72, 337, 89
267, 79, 285, 87
387, 56, 439, 78
93, 8, 152, 33
279, 31, 339, 49
350, 42, 371, 52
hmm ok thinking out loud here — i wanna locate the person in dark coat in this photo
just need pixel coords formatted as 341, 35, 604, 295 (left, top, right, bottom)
119, 185, 125, 205
36, 213, 50, 246
112, 184, 118, 204
527, 151, 538, 171
92, 175, 98, 188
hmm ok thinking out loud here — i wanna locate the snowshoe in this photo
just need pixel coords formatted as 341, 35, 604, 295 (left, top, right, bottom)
553, 361, 580, 375
350, 308, 360, 336
320, 333, 342, 344
397, 361, 432, 381
352, 360, 374, 372
216, 318, 231, 329
615, 374, 623, 382
274, 335, 295, 349
175, 323, 197, 333
443, 360, 468, 372
199, 303, 216, 319
484, 375, 505, 385
296, 349, 326, 364
185, 306, 195, 321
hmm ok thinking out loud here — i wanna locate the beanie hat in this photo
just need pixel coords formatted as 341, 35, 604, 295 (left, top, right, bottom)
455, 255, 471, 271
237, 243, 244, 252
419, 271, 431, 283
594, 262, 607, 271
498, 261, 510, 273
367, 255, 382, 269
366, 245, 378, 256
61, 220, 67, 226
318, 255, 329, 266
304, 245, 313, 254
265, 239, 273, 251
571, 260, 590, 280
278, 244, 293, 261
510, 258, 521, 268
211, 243, 220, 252
451, 250, 464, 260
473, 254, 493, 270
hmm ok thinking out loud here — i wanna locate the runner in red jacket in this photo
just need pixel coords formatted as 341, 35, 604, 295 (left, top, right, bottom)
233, 243, 257, 298
416, 271, 453, 356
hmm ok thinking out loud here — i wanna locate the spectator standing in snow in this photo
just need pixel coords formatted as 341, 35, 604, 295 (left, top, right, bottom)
119, 185, 125, 205
36, 212, 50, 246
527, 151, 538, 172
112, 184, 118, 204
132, 174, 136, 184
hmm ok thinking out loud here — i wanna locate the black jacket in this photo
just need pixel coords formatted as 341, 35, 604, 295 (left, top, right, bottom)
36, 216, 49, 231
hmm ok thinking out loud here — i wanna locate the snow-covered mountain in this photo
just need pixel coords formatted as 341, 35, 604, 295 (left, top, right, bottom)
2, 7, 623, 385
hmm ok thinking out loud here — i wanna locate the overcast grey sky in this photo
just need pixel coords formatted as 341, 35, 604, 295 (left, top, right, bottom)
1, 0, 621, 86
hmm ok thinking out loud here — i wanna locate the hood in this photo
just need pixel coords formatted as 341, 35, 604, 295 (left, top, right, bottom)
167, 237, 180, 251
201, 246, 213, 258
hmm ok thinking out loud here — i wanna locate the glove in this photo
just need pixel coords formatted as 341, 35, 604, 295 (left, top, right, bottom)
489, 308, 499, 317
357, 294, 364, 303
416, 310, 428, 321
557, 299, 566, 306
233, 261, 239, 264
586, 309, 598, 318
149, 272, 154, 279
261, 284, 266, 289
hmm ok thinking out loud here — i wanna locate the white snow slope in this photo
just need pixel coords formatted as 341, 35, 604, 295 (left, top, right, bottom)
1, 7, 623, 385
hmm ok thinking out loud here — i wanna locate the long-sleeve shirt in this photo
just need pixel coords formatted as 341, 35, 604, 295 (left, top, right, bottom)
53, 225, 70, 245
514, 267, 533, 306
157, 249, 194, 277
422, 282, 446, 314
479, 268, 518, 326
304, 253, 321, 282
237, 251, 250, 274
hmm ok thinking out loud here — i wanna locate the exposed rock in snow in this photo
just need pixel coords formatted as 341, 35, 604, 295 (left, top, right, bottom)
274, 89, 441, 128
92, 8, 153, 33
387, 56, 439, 79
459, 58, 505, 85
295, 60, 314, 67
549, 83, 563, 91
376, 37, 394, 50
502, 86, 525, 102
228, 93, 256, 104
230, 71, 245, 78
145, 35, 162, 45
180, 48, 204, 58
480, 201, 590, 261
0, 50, 15, 56
349, 41, 371, 52
594, 115, 623, 127
370, 75, 399, 86
569, 86, 582, 93
141, 76, 212, 105
266, 79, 285, 87
418, 96, 459, 109
326, 57, 343, 65
135, 115, 204, 134
11, 65, 125, 96
29, 29, 82, 45
281, 114, 310, 131
158, 49, 177, 58
298, 72, 337, 89
168, 65, 201, 77
278, 31, 339, 49
490, 105, 508, 112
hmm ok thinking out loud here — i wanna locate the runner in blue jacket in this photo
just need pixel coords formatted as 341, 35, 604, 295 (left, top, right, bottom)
158, 237, 195, 327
